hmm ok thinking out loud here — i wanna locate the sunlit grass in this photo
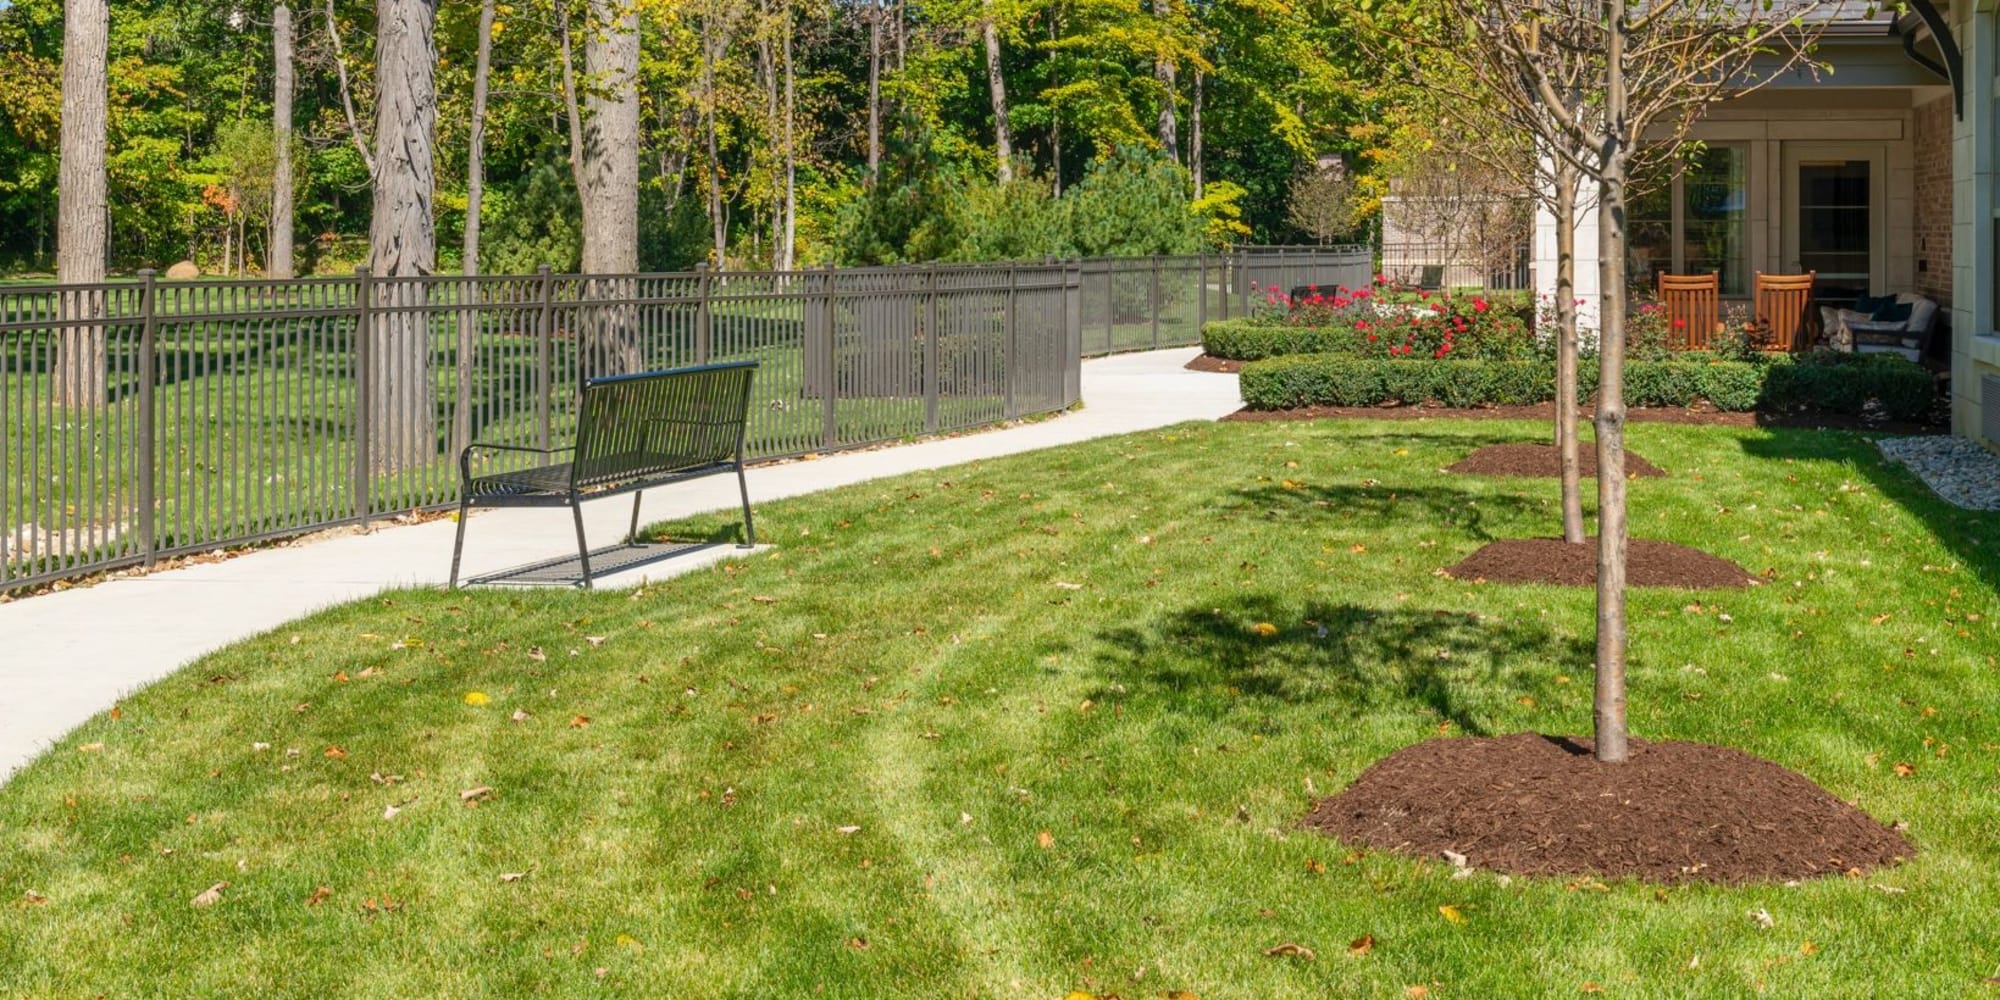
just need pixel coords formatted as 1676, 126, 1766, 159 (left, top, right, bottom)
2, 417, 1997, 997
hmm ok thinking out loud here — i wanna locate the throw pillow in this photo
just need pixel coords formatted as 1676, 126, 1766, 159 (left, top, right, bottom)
1871, 301, 1914, 325
1853, 293, 1894, 316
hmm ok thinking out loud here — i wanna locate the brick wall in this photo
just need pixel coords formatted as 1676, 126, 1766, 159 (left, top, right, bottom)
1913, 94, 1953, 306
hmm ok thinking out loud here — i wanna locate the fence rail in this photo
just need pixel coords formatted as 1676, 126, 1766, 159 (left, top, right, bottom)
1377, 242, 1533, 293
0, 246, 1367, 590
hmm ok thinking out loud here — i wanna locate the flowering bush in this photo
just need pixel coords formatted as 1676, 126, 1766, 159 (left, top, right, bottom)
1244, 281, 1534, 362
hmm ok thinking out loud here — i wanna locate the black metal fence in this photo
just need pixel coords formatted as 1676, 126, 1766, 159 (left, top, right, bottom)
1377, 242, 1533, 293
0, 246, 1366, 590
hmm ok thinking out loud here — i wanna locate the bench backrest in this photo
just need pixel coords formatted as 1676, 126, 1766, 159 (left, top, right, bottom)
570, 361, 758, 492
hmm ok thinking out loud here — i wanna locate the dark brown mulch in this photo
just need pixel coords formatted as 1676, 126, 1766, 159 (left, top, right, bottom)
1445, 537, 1755, 589
1304, 733, 1913, 884
1185, 354, 1244, 374
1223, 401, 1943, 434
1446, 442, 1665, 479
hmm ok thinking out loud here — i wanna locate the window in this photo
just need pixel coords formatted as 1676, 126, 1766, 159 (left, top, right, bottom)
1625, 146, 1749, 296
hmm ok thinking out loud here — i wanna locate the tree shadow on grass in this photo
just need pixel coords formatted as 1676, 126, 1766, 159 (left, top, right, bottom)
1738, 430, 2000, 601
1225, 481, 1558, 542
1087, 593, 1591, 736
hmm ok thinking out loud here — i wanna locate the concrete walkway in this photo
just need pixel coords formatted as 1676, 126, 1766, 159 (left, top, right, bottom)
0, 348, 1239, 780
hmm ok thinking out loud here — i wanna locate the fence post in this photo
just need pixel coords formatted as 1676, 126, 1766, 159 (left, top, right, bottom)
694, 262, 712, 364
1004, 263, 1019, 419
1149, 255, 1161, 349
352, 266, 373, 523
135, 268, 157, 568
814, 267, 837, 451
1219, 252, 1230, 321
924, 265, 939, 434
1196, 253, 1207, 339
1103, 261, 1115, 354
535, 264, 554, 452
1065, 259, 1083, 407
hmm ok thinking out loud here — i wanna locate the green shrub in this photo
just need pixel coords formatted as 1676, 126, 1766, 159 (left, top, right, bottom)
1760, 353, 1936, 421
1202, 320, 1372, 360
1239, 355, 1766, 412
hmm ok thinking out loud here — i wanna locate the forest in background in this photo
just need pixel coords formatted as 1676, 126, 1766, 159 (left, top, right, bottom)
0, 0, 1403, 278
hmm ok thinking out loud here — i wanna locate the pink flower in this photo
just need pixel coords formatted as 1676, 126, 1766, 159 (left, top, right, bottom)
1472, 299, 1490, 314
1367, 333, 1379, 342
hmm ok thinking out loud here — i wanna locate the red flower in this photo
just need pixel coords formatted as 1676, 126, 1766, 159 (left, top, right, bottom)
1367, 334, 1379, 342
1671, 318, 1687, 329
1472, 298, 1490, 314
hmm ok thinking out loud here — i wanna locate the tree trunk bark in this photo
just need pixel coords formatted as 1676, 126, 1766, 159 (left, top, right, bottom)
455, 0, 495, 456
702, 7, 727, 264
1190, 66, 1203, 199
1555, 158, 1583, 544
367, 0, 439, 475
271, 2, 296, 279
867, 0, 881, 178
782, 14, 796, 270
1153, 0, 1176, 162
580, 0, 642, 376
982, 15, 1012, 184
56, 0, 109, 409
1592, 0, 1631, 765
759, 5, 779, 269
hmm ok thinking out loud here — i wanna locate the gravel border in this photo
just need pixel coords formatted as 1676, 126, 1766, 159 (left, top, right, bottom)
1877, 435, 2000, 510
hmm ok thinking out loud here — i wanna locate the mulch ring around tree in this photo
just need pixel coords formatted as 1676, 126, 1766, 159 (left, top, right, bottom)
1305, 733, 1913, 884
1446, 537, 1756, 589
1446, 442, 1665, 479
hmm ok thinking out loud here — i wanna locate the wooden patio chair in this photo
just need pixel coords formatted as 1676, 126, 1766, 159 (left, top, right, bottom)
1656, 272, 1719, 350
1752, 271, 1817, 352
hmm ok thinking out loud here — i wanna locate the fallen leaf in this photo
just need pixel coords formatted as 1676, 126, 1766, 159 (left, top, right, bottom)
356, 666, 382, 678
1800, 940, 1820, 956
333, 671, 350, 684
614, 933, 643, 953
750, 596, 777, 605
1893, 762, 1916, 777
847, 937, 871, 950
191, 882, 228, 908
1404, 989, 1429, 1000
1250, 622, 1279, 637
527, 647, 547, 663
305, 885, 332, 906
1054, 581, 1084, 590
251, 742, 271, 752
78, 743, 104, 754
1438, 904, 1465, 924
499, 871, 529, 883
460, 785, 495, 804
383, 803, 402, 820
585, 635, 609, 645
1348, 934, 1375, 957
511, 709, 531, 722
1037, 830, 1055, 850
108, 705, 122, 721
463, 691, 491, 706
1582, 983, 1603, 994
836, 825, 861, 835
1264, 942, 1315, 961
1442, 850, 1469, 869
323, 746, 348, 759
1749, 907, 1774, 929
21, 890, 48, 906
1515, 696, 1536, 708
569, 715, 591, 729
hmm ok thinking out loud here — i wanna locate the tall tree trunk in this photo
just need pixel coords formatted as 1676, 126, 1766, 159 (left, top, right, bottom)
1048, 11, 1061, 196
1190, 66, 1203, 199
702, 7, 727, 264
1592, 0, 1631, 765
271, 2, 296, 279
867, 0, 882, 177
982, 15, 1012, 183
782, 14, 797, 270
579, 0, 642, 375
759, 4, 779, 268
367, 0, 439, 475
454, 0, 495, 456
55, 0, 109, 409
1555, 158, 1583, 544
1153, 0, 1176, 162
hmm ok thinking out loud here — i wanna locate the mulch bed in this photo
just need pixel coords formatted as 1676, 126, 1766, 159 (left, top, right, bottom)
1446, 442, 1664, 479
1445, 537, 1755, 589
1185, 354, 1244, 374
1305, 733, 1912, 884
1222, 400, 1942, 434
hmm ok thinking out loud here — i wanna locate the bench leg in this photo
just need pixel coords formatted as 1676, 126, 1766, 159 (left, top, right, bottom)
572, 504, 594, 589
626, 490, 644, 546
447, 498, 471, 589
736, 462, 756, 548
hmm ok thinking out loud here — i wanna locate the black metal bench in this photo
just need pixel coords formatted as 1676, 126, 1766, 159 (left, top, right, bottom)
448, 360, 758, 588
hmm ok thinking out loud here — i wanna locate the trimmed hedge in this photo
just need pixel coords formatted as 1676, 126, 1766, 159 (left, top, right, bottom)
1239, 353, 1936, 420
1201, 319, 1372, 361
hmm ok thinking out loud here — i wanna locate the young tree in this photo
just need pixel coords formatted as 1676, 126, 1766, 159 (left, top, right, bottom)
55, 0, 109, 409
1443, 0, 1832, 762
1285, 164, 1354, 246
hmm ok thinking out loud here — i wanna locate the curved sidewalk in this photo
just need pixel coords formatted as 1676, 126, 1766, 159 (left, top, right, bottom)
0, 348, 1239, 781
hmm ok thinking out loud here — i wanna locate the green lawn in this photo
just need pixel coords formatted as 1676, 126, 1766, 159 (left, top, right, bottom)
3, 418, 1998, 997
